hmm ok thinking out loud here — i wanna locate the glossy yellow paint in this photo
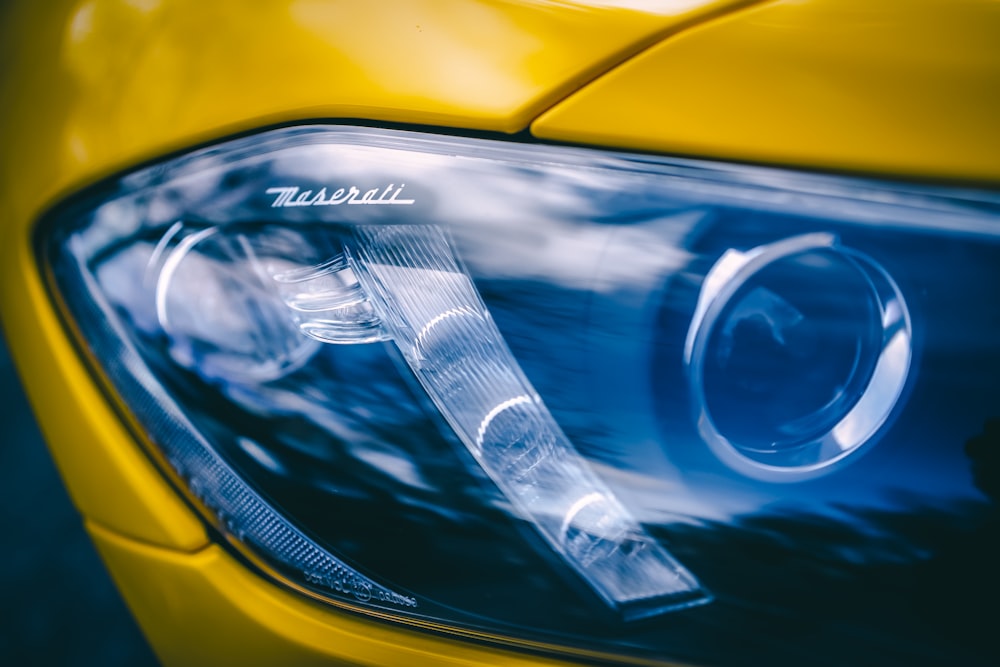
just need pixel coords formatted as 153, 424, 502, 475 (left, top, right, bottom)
88, 521, 669, 667
0, 0, 754, 233
0, 0, 751, 550
534, 0, 1000, 184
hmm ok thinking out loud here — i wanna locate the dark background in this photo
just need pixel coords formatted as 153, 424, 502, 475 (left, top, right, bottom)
0, 331, 157, 666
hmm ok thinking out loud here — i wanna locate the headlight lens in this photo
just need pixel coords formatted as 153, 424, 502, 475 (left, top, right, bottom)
685, 232, 913, 479
43, 126, 1000, 664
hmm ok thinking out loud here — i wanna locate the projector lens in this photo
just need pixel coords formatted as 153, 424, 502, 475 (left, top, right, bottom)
686, 234, 912, 479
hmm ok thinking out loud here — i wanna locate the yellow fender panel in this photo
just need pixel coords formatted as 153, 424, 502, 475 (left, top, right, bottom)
533, 0, 1000, 184
88, 521, 663, 667
0, 0, 754, 226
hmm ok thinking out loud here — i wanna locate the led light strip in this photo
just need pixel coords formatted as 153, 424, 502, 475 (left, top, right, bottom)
279, 224, 708, 618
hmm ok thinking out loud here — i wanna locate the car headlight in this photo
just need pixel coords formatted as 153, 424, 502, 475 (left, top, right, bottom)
41, 125, 1000, 662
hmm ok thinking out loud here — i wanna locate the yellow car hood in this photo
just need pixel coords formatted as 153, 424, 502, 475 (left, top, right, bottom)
3, 0, 997, 233
0, 0, 756, 234
536, 0, 1000, 184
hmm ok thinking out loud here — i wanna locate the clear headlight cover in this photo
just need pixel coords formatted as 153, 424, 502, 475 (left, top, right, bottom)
43, 126, 1000, 665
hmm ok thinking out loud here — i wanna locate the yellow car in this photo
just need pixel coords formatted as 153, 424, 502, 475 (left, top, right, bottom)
2, 1, 999, 665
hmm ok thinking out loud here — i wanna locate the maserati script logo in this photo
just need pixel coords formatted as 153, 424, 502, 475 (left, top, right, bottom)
265, 184, 415, 207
